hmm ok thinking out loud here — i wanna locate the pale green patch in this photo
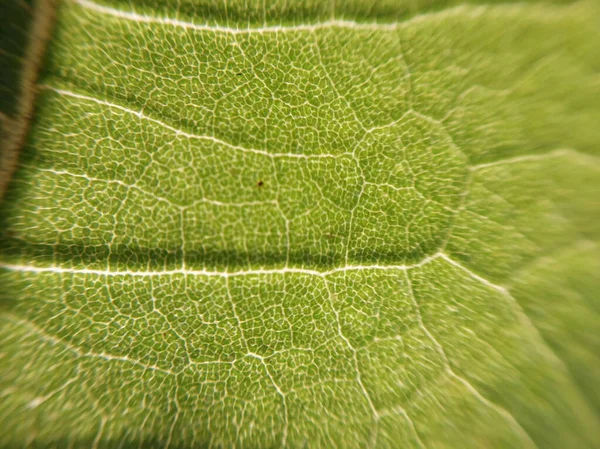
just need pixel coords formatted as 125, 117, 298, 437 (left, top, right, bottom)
1, 0, 599, 448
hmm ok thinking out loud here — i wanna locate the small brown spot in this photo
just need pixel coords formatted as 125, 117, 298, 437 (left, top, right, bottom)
257, 180, 264, 187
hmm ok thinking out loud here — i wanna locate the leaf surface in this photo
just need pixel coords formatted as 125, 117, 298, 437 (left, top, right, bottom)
1, 0, 599, 447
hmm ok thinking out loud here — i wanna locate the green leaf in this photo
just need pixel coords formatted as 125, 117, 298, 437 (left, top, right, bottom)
1, 0, 599, 447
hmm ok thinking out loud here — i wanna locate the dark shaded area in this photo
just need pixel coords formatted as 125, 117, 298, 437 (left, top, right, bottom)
0, 0, 34, 119
0, 232, 441, 276
0, 0, 58, 201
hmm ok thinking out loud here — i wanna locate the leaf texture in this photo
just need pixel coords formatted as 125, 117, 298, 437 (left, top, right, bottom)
1, 0, 599, 447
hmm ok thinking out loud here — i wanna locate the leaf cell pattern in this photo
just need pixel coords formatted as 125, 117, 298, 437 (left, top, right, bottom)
1, 0, 599, 448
